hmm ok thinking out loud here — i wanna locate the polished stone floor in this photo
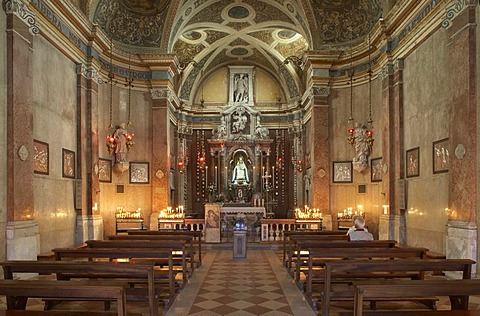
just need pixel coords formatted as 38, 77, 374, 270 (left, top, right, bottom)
1, 249, 480, 315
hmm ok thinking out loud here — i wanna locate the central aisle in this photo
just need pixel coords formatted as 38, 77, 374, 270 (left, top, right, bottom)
167, 250, 315, 316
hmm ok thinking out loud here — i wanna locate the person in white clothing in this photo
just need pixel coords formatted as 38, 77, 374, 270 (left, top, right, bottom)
347, 216, 373, 241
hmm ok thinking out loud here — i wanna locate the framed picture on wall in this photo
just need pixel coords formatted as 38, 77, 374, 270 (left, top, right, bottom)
130, 162, 150, 184
433, 138, 449, 174
98, 158, 112, 183
33, 139, 49, 175
332, 161, 353, 183
371, 157, 383, 182
406, 147, 420, 178
62, 149, 75, 179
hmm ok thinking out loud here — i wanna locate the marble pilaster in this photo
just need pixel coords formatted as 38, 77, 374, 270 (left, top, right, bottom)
151, 88, 171, 212
445, 220, 477, 277
6, 220, 39, 260
311, 87, 330, 214
378, 214, 405, 244
75, 215, 104, 242
75, 62, 101, 242
5, 1, 35, 222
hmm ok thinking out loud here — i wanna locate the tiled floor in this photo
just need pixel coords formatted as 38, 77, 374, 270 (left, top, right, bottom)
167, 250, 315, 316
2, 249, 480, 315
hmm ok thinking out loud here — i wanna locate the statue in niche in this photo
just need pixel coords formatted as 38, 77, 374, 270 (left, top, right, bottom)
232, 108, 247, 133
234, 74, 248, 103
213, 116, 227, 139
255, 117, 269, 139
352, 122, 370, 173
232, 155, 249, 184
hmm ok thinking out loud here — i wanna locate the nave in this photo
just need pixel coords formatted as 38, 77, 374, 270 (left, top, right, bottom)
3, 247, 480, 316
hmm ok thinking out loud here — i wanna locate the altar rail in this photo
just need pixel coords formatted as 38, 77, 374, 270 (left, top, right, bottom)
260, 219, 324, 242
157, 219, 205, 241
159, 218, 325, 243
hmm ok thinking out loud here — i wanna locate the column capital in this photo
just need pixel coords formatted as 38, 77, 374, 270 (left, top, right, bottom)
150, 88, 170, 100
4, 0, 40, 35
311, 86, 331, 97
76, 64, 103, 84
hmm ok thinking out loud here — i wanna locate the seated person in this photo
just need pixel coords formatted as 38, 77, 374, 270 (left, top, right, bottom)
347, 216, 373, 241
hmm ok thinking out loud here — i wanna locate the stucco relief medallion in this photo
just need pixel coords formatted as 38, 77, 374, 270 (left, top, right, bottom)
318, 168, 326, 178
155, 169, 165, 179
18, 145, 29, 161
455, 144, 466, 160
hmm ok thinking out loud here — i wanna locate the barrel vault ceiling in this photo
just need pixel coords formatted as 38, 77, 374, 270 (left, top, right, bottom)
88, 0, 382, 102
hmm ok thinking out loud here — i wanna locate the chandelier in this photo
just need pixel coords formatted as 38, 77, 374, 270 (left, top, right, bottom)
346, 31, 374, 173
104, 37, 135, 166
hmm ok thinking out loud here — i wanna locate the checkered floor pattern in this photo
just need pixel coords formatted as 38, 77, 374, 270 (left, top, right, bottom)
187, 250, 294, 316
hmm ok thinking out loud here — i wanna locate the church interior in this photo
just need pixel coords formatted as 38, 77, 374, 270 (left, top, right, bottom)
2, 0, 480, 315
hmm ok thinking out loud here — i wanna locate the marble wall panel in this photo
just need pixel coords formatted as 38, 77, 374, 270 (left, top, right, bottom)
31, 36, 77, 252
329, 78, 383, 237
403, 26, 451, 251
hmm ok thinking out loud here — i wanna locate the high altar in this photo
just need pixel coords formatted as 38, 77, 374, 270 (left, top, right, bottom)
204, 66, 272, 242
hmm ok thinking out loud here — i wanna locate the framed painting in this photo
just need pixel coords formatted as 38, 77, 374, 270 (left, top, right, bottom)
62, 148, 75, 179
130, 161, 150, 184
406, 147, 420, 178
33, 139, 49, 175
332, 161, 353, 183
98, 158, 112, 183
371, 157, 383, 182
433, 138, 449, 174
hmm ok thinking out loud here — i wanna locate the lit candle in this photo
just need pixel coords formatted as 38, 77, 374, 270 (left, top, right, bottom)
205, 166, 208, 186
272, 166, 275, 176
382, 205, 388, 215
214, 166, 218, 187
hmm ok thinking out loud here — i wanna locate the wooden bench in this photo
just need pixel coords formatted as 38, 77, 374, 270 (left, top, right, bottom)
50, 248, 177, 314
290, 240, 397, 279
303, 247, 428, 313
0, 260, 156, 316
353, 279, 480, 316
320, 258, 475, 316
127, 230, 203, 266
85, 240, 192, 281
106, 235, 200, 271
282, 230, 347, 266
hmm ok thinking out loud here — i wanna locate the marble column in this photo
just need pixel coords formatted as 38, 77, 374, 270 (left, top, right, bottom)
150, 88, 171, 230
4, 0, 40, 260
443, 1, 477, 272
310, 87, 330, 221
378, 60, 406, 244
75, 62, 103, 242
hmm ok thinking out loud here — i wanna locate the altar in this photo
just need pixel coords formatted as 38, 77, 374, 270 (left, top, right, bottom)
221, 206, 266, 218
204, 204, 265, 243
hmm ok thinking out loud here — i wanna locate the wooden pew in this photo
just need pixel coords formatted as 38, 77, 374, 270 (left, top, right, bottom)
353, 279, 480, 316
85, 240, 192, 281
1, 260, 156, 316
287, 234, 349, 269
282, 230, 347, 265
320, 258, 475, 316
106, 235, 199, 270
303, 247, 428, 313
127, 230, 203, 266
0, 280, 126, 316
291, 240, 397, 279
51, 248, 176, 314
